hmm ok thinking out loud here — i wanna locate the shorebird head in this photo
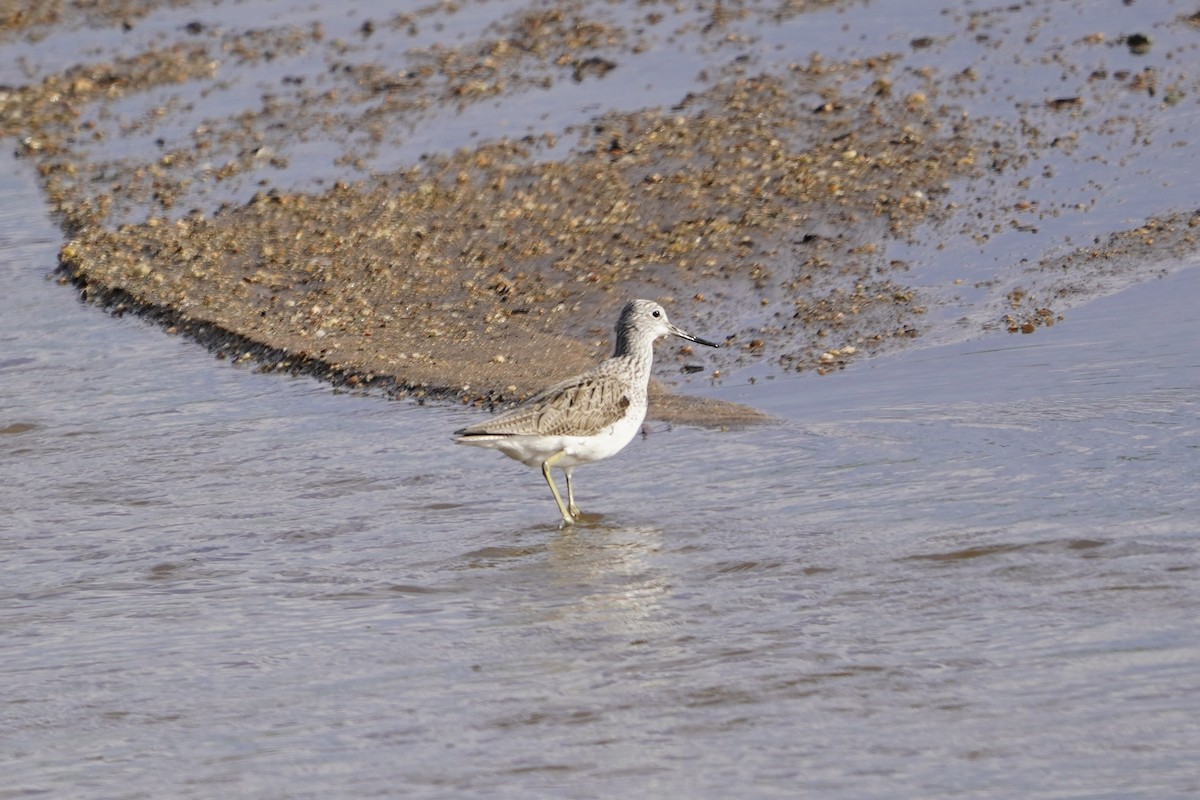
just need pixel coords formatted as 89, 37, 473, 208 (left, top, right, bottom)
615, 299, 720, 354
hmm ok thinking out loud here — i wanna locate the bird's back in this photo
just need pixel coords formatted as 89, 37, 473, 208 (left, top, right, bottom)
454, 355, 647, 441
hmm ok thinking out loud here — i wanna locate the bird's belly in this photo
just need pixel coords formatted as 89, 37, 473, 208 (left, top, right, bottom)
555, 408, 645, 468
474, 405, 645, 468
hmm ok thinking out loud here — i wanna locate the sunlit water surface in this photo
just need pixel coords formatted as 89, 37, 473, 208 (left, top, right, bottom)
4, 135, 1200, 800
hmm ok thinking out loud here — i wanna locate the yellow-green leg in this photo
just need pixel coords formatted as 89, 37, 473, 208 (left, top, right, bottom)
564, 467, 581, 519
542, 451, 574, 525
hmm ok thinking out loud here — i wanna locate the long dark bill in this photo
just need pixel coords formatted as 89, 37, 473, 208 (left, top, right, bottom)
668, 323, 720, 348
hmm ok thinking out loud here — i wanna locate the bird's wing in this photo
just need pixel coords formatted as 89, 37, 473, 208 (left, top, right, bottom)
457, 372, 631, 438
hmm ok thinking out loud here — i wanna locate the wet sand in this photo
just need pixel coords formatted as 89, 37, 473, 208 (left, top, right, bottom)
2, 0, 1199, 424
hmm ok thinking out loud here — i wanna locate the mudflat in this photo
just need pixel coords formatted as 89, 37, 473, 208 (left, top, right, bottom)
2, 0, 1197, 424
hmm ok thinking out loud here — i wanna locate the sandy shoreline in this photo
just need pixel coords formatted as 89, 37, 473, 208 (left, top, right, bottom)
3, 0, 1199, 425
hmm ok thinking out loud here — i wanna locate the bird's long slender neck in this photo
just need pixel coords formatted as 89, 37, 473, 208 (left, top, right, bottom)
612, 325, 656, 387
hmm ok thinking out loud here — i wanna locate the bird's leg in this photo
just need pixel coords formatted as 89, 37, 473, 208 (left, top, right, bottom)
563, 467, 581, 519
541, 451, 574, 526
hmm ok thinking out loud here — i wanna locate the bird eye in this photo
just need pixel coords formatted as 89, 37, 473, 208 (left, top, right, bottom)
652, 310, 661, 318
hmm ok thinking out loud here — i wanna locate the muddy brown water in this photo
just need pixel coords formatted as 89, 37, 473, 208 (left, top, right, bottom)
5, 0, 1200, 797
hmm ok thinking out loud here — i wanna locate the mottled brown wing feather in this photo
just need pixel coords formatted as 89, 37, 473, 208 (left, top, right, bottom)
459, 373, 630, 438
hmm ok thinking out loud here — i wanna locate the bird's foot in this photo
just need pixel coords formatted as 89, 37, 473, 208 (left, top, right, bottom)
568, 504, 582, 520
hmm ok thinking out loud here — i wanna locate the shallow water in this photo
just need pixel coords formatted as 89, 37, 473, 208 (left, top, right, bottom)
4, 141, 1200, 798
6, 0, 1200, 794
